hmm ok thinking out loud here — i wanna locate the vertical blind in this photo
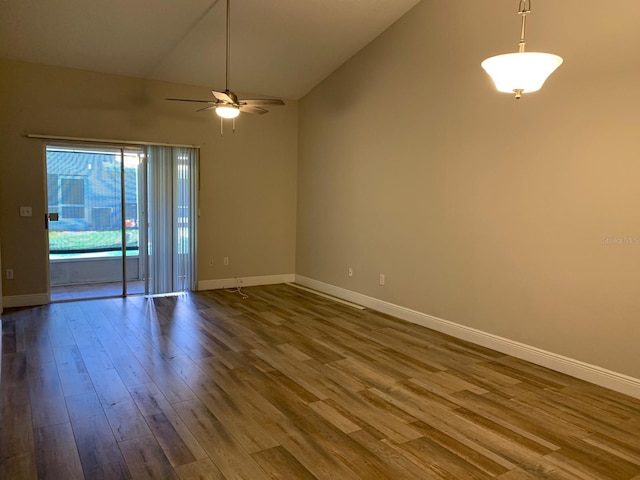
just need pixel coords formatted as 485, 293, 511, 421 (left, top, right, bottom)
147, 146, 198, 294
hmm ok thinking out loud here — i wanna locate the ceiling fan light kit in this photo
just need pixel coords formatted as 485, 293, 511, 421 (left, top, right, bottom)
481, 0, 563, 99
215, 105, 240, 119
167, 0, 284, 133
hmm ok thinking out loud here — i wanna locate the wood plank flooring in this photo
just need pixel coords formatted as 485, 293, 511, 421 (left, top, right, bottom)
50, 280, 145, 302
2, 283, 640, 479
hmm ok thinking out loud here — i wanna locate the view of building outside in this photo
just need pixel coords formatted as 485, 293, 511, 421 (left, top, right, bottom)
46, 147, 141, 260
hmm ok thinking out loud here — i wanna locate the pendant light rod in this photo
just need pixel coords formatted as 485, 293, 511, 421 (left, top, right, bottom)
517, 0, 531, 53
225, 0, 231, 92
512, 0, 532, 97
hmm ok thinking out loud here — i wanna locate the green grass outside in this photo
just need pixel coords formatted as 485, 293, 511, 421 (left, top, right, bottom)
49, 229, 139, 251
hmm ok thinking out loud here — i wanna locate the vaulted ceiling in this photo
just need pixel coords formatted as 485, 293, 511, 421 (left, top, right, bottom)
0, 0, 421, 100
1, 1, 639, 101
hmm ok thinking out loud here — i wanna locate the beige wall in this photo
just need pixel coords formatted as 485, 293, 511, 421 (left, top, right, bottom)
2, 2, 638, 383
297, 1, 640, 378
0, 58, 298, 298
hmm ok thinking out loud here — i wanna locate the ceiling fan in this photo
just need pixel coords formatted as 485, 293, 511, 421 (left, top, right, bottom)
166, 0, 284, 130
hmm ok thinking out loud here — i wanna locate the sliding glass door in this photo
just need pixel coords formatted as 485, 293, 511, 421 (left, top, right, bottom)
46, 143, 198, 301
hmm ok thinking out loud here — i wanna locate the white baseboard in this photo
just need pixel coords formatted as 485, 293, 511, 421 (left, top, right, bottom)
198, 273, 295, 292
2, 293, 49, 309
294, 275, 640, 400
287, 283, 366, 310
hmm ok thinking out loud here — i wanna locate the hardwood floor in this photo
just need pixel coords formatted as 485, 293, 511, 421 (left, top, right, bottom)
50, 280, 145, 302
2, 284, 640, 479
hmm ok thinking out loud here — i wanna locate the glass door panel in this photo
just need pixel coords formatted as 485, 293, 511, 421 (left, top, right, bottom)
46, 145, 144, 301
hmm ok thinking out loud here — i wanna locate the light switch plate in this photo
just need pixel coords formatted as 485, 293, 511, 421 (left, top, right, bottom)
20, 206, 32, 217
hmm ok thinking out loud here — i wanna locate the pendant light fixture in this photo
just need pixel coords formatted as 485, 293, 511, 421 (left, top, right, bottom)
481, 0, 562, 99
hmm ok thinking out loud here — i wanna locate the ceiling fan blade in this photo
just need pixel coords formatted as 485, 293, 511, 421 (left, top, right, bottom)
166, 98, 214, 104
239, 105, 268, 115
196, 105, 216, 113
212, 90, 236, 103
241, 99, 285, 106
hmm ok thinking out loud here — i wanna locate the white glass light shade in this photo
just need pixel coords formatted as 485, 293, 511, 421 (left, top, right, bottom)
216, 104, 240, 119
481, 52, 563, 95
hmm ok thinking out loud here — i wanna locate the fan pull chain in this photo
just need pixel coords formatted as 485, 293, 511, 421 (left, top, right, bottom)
218, 118, 237, 136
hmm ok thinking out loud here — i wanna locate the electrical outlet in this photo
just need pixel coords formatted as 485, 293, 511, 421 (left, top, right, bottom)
348, 267, 353, 277
223, 257, 229, 266
379, 273, 385, 286
6, 269, 14, 280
